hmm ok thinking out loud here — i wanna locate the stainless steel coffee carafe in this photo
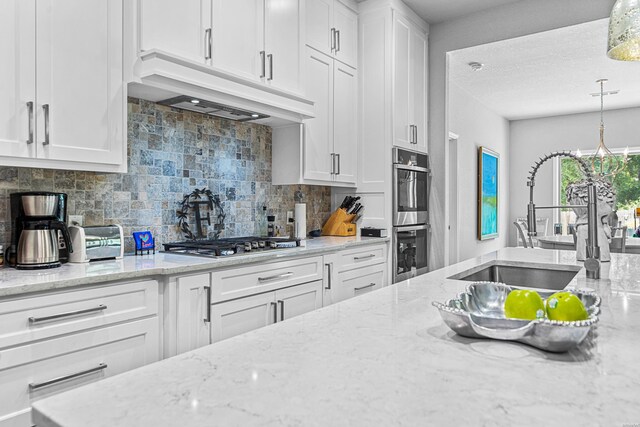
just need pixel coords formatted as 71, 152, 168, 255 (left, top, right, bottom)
8, 192, 73, 270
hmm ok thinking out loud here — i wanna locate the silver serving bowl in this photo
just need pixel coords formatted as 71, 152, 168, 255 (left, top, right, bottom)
432, 281, 600, 353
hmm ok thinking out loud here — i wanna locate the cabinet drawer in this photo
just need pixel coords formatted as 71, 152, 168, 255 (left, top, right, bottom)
333, 266, 385, 304
0, 280, 159, 349
0, 317, 159, 427
336, 244, 387, 272
211, 256, 323, 302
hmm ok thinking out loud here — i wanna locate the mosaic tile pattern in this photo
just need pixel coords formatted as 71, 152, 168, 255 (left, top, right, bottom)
0, 98, 332, 253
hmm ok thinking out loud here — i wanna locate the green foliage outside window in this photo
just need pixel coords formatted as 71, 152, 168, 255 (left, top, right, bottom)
560, 155, 640, 210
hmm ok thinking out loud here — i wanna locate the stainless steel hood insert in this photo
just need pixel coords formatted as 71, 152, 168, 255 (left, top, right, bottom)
157, 95, 270, 122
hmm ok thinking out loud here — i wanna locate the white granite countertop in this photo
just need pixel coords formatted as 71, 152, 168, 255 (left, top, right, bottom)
31, 248, 640, 426
0, 236, 388, 298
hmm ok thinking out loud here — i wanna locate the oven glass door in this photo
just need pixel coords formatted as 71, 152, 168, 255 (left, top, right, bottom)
394, 165, 429, 226
393, 225, 429, 283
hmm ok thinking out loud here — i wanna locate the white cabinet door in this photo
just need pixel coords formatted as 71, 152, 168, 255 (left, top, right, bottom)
211, 292, 275, 342
264, 0, 301, 93
410, 27, 428, 153
0, 318, 158, 427
35, 0, 124, 166
305, 0, 333, 57
333, 61, 357, 184
139, 0, 211, 64
275, 280, 323, 321
393, 14, 412, 149
212, 0, 264, 82
0, 0, 36, 160
176, 274, 211, 354
333, 1, 357, 68
303, 47, 334, 182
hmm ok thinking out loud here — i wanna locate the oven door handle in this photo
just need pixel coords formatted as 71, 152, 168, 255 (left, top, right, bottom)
393, 164, 430, 173
394, 224, 430, 232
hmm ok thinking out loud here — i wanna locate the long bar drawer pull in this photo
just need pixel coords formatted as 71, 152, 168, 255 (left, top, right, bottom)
28, 305, 107, 324
355, 283, 377, 291
29, 363, 107, 391
354, 254, 376, 260
204, 286, 212, 323
258, 272, 294, 283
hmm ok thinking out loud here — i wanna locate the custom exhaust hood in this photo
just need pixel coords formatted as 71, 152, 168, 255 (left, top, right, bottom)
128, 50, 315, 126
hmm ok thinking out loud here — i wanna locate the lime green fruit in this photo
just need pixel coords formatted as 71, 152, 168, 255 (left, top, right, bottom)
546, 292, 588, 321
504, 289, 546, 320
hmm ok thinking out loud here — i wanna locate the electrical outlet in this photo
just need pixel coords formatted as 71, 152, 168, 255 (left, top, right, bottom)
69, 215, 83, 226
287, 210, 294, 223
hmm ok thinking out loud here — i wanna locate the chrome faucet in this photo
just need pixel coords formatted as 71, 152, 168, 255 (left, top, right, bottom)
526, 151, 600, 279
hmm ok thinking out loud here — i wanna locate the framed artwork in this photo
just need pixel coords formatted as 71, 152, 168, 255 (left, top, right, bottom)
478, 146, 499, 240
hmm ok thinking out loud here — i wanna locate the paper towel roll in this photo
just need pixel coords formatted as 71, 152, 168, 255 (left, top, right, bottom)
295, 203, 306, 239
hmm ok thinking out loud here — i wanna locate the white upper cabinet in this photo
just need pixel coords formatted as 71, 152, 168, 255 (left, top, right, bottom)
264, 0, 302, 93
305, 0, 357, 68
393, 13, 427, 153
0, 0, 126, 172
0, 0, 35, 160
36, 0, 125, 166
211, 0, 264, 82
333, 61, 357, 184
303, 48, 334, 182
138, 0, 303, 95
139, 0, 210, 64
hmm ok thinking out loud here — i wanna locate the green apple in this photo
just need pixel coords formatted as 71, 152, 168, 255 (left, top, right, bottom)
504, 289, 546, 320
546, 292, 588, 321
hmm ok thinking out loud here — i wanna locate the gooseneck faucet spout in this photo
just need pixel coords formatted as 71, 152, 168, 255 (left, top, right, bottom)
526, 151, 600, 279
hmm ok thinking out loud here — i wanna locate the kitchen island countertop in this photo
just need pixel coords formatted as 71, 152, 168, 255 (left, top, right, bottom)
32, 248, 640, 426
0, 236, 388, 298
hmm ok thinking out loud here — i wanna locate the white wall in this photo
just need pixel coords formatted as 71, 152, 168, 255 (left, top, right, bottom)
509, 106, 640, 246
449, 83, 510, 261
429, 0, 616, 269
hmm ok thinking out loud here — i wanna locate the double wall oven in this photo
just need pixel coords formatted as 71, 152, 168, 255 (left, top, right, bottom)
393, 148, 430, 283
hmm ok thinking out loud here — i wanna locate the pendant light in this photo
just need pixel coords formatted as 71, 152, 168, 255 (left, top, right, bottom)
608, 0, 640, 61
578, 79, 629, 178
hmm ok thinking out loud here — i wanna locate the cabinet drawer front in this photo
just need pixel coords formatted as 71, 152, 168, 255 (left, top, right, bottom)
0, 318, 159, 426
334, 267, 385, 304
336, 244, 387, 272
0, 280, 159, 349
211, 256, 323, 302
211, 292, 275, 343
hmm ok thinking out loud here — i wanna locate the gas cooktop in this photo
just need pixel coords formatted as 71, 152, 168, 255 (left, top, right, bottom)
162, 237, 299, 258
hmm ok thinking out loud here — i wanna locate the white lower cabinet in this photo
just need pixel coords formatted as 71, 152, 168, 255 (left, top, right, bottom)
323, 243, 389, 306
211, 280, 323, 342
170, 273, 212, 356
0, 318, 159, 427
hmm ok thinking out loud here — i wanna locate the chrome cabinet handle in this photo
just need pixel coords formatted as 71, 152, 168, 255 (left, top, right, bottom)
29, 304, 107, 324
414, 125, 418, 144
331, 28, 336, 51
325, 263, 332, 289
271, 301, 278, 323
203, 286, 212, 323
355, 283, 376, 291
42, 104, 50, 145
267, 53, 273, 80
336, 153, 341, 175
258, 272, 293, 283
205, 28, 212, 60
29, 363, 107, 391
260, 50, 266, 78
330, 153, 335, 174
26, 101, 34, 144
336, 30, 340, 52
278, 300, 285, 321
354, 254, 375, 260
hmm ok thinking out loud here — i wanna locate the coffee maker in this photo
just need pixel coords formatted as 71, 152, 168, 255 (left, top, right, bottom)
8, 192, 73, 269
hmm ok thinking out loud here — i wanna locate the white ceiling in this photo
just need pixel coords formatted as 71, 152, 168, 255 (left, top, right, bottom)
356, 0, 524, 24
449, 19, 640, 121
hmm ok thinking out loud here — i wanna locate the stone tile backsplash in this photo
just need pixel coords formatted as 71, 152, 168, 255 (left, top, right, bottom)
0, 98, 332, 253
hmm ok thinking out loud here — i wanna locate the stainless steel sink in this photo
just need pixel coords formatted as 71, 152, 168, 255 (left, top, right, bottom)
448, 261, 581, 290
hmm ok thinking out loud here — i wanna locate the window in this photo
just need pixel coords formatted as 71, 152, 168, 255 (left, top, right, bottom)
559, 153, 640, 235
